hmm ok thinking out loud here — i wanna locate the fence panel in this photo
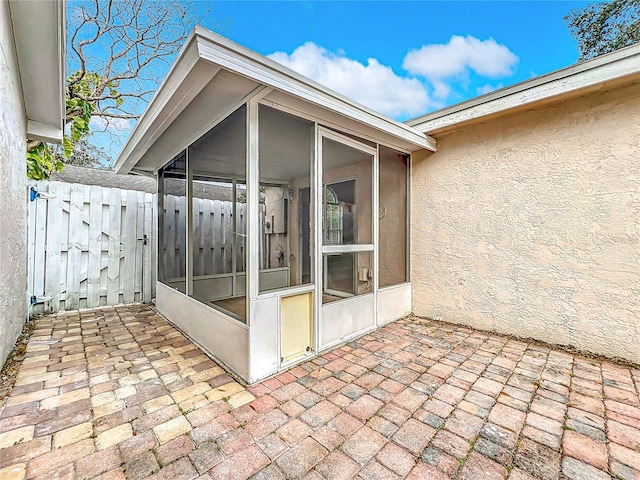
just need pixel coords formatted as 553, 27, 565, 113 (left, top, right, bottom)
44, 182, 62, 312
87, 186, 102, 308
160, 197, 258, 280
107, 188, 122, 306
28, 181, 265, 315
27, 180, 156, 315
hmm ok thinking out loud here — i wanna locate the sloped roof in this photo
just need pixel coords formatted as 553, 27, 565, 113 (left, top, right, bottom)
115, 27, 435, 175
51, 164, 233, 201
406, 43, 640, 136
51, 165, 156, 193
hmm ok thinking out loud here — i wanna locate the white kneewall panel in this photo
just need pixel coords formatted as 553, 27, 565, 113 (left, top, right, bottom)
192, 276, 233, 301
321, 294, 375, 350
258, 267, 290, 292
248, 295, 279, 383
378, 283, 411, 326
156, 282, 249, 379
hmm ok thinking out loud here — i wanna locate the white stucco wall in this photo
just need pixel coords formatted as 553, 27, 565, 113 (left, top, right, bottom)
411, 81, 640, 363
0, 1, 28, 367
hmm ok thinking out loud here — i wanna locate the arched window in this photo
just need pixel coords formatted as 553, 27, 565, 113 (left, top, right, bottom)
325, 186, 343, 244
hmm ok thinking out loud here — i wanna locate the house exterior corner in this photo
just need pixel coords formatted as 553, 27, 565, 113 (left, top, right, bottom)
410, 80, 640, 363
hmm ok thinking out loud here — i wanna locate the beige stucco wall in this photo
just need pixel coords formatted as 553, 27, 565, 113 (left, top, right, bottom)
0, 1, 28, 367
411, 81, 640, 363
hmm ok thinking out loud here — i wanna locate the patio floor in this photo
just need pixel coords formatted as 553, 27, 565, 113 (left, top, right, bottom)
0, 304, 639, 480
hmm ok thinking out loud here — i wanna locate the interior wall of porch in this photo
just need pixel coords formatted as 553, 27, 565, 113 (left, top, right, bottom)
290, 161, 374, 296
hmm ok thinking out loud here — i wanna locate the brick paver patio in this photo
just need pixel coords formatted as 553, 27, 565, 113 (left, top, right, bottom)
0, 304, 639, 480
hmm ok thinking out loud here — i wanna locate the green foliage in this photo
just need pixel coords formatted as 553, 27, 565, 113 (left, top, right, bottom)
565, 0, 640, 61
26, 143, 64, 180
26, 0, 220, 179
26, 71, 113, 179
66, 72, 100, 142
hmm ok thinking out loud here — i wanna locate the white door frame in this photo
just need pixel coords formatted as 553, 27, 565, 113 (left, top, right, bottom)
316, 127, 378, 349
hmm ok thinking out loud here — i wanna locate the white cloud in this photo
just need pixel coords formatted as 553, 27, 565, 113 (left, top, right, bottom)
432, 81, 451, 99
90, 116, 132, 132
403, 35, 519, 81
268, 42, 430, 117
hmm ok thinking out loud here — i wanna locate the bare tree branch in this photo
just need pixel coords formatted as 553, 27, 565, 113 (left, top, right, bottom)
96, 112, 140, 119
35, 0, 226, 172
67, 0, 223, 121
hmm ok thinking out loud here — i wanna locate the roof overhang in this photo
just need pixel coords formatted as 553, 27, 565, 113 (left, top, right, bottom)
406, 42, 640, 136
115, 27, 435, 175
9, 0, 66, 144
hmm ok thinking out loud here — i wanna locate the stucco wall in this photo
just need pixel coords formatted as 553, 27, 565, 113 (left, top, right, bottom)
411, 81, 640, 363
0, 1, 28, 367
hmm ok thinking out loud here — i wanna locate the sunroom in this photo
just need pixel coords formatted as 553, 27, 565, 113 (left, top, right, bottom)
115, 27, 436, 383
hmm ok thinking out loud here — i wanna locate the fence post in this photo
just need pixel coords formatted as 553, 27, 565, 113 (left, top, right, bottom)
44, 182, 61, 312
87, 185, 102, 308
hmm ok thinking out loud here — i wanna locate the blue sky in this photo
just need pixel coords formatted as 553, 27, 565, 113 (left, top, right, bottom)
211, 1, 590, 117
89, 1, 591, 161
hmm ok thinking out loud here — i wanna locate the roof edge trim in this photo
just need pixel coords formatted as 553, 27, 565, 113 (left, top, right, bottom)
407, 42, 640, 134
193, 27, 435, 152
27, 120, 64, 144
10, 0, 66, 144
114, 32, 203, 174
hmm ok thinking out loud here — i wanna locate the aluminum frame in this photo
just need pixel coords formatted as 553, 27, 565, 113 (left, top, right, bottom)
153, 94, 414, 383
246, 100, 260, 323
317, 126, 379, 345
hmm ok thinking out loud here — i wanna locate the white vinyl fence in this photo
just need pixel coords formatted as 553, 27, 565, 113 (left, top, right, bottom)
162, 197, 248, 280
27, 180, 258, 315
27, 181, 156, 315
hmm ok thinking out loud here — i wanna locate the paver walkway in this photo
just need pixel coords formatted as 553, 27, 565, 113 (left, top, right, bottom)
0, 304, 639, 480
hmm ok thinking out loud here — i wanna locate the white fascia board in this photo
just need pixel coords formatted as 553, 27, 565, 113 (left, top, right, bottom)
27, 121, 64, 144
114, 34, 217, 174
117, 26, 436, 175
407, 43, 640, 134
193, 27, 436, 152
143, 84, 270, 176
10, 0, 66, 144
